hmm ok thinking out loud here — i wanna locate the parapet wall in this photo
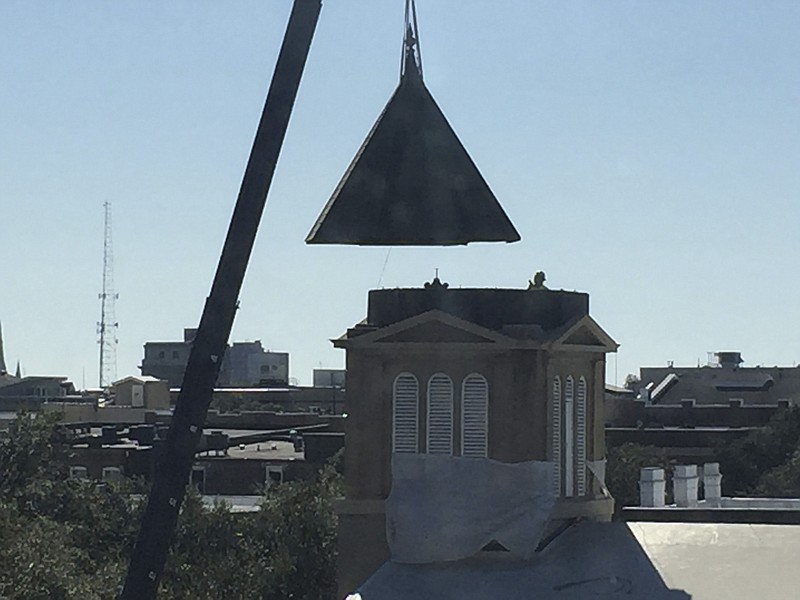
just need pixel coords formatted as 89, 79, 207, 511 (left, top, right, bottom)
605, 397, 786, 428
367, 287, 589, 331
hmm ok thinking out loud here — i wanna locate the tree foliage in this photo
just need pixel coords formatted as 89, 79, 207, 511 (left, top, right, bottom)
0, 412, 340, 599
0, 410, 67, 493
161, 469, 339, 600
605, 442, 673, 512
0, 412, 134, 599
716, 406, 800, 497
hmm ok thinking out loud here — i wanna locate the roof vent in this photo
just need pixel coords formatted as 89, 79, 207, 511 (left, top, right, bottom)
715, 352, 743, 368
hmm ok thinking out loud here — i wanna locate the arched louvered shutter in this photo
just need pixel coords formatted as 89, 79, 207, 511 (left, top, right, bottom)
577, 377, 587, 495
427, 373, 453, 454
393, 373, 419, 453
552, 376, 562, 496
461, 374, 488, 457
564, 376, 575, 497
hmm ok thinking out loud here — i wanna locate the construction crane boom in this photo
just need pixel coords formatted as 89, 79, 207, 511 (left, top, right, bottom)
120, 2, 322, 597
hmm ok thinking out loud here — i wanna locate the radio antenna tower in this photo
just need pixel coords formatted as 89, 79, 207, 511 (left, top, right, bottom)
97, 201, 119, 388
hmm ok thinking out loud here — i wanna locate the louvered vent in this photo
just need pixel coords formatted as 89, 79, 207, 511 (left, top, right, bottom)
576, 377, 587, 495
564, 376, 575, 497
552, 376, 562, 496
427, 373, 453, 454
393, 373, 419, 453
461, 374, 488, 457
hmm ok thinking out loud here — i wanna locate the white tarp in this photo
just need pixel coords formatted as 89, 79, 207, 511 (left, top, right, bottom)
385, 454, 555, 563
588, 458, 607, 489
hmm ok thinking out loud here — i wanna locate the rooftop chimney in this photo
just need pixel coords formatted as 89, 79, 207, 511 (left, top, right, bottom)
703, 462, 722, 506
673, 465, 699, 507
639, 467, 666, 507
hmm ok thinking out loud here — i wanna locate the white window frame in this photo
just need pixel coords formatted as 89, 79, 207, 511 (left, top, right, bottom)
102, 466, 122, 482
70, 465, 89, 480
191, 465, 206, 493
266, 465, 285, 487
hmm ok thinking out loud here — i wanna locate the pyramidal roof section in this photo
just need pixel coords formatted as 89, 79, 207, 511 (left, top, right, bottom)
306, 1, 520, 246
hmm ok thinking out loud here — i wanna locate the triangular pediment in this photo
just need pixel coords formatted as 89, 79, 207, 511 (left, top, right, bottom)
379, 320, 495, 344
343, 310, 516, 347
551, 316, 618, 353
563, 327, 604, 346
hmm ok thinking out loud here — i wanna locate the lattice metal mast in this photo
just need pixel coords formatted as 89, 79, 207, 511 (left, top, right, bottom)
98, 201, 118, 388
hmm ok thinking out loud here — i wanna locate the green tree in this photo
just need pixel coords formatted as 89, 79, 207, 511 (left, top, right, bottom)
0, 412, 132, 599
716, 406, 800, 496
160, 464, 340, 599
753, 452, 800, 498
605, 442, 672, 512
0, 411, 341, 599
0, 410, 67, 494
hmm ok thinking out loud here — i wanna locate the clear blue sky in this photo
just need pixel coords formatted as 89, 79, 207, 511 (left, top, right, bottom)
2, 1, 799, 387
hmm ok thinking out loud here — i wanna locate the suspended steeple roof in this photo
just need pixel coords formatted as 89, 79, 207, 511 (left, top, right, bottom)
306, 0, 520, 246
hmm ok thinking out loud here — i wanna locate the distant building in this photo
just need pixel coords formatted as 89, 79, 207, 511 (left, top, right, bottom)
67, 428, 310, 495
604, 351, 800, 465
139, 328, 198, 387
226, 342, 288, 387
636, 351, 800, 406
0, 374, 80, 414
140, 328, 288, 387
0, 376, 74, 401
64, 418, 345, 498
111, 376, 170, 410
313, 368, 345, 389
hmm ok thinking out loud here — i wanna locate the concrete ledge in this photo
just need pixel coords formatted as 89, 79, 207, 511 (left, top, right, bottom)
621, 506, 800, 525
551, 495, 614, 521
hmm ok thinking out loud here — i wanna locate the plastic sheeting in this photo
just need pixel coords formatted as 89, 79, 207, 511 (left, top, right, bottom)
354, 522, 694, 600
385, 454, 555, 563
588, 458, 607, 489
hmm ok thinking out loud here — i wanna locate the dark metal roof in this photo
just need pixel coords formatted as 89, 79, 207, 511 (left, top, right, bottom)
306, 6, 520, 246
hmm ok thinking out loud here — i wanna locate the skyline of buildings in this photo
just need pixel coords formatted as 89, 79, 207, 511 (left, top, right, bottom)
2, 314, 799, 396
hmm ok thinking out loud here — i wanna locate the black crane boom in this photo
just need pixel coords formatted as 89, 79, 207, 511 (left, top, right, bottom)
120, 2, 322, 597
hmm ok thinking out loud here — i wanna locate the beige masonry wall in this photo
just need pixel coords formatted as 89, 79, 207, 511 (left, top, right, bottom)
343, 345, 561, 501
